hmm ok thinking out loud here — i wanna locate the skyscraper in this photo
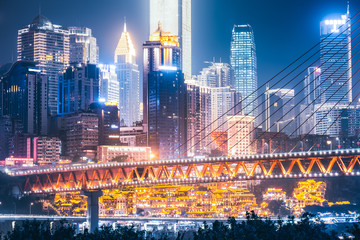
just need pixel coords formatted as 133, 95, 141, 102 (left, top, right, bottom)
0, 61, 48, 135
150, 0, 191, 78
17, 15, 69, 116
320, 10, 351, 104
68, 27, 99, 64
99, 64, 119, 105
230, 25, 258, 121
144, 25, 186, 159
114, 22, 140, 127
58, 64, 100, 115
143, 23, 182, 129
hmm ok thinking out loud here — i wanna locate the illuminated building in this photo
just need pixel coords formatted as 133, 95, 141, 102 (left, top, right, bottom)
97, 145, 151, 162
210, 131, 228, 155
292, 179, 326, 215
0, 61, 48, 135
27, 136, 61, 165
299, 67, 322, 135
314, 103, 360, 137
265, 88, 296, 137
58, 64, 100, 115
144, 24, 186, 159
89, 102, 120, 146
197, 62, 233, 88
114, 22, 140, 127
150, 0, 192, 78
64, 112, 98, 160
263, 188, 287, 202
99, 65, 119, 105
68, 27, 98, 64
230, 25, 258, 121
186, 74, 240, 156
320, 10, 351, 104
17, 15, 69, 116
4, 157, 33, 166
227, 115, 255, 156
120, 126, 146, 146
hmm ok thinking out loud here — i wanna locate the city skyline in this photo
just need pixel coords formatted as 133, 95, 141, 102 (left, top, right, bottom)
1, 0, 359, 90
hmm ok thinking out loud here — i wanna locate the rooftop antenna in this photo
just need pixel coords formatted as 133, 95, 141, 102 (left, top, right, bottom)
347, 0, 350, 16
39, 2, 42, 15
124, 16, 127, 32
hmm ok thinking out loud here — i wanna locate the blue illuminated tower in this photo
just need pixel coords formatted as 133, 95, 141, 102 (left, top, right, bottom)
230, 25, 258, 121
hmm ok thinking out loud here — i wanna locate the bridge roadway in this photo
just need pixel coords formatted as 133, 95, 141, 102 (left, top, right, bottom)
3, 149, 360, 194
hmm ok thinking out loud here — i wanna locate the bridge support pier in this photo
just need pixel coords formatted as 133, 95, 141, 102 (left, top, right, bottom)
81, 190, 103, 233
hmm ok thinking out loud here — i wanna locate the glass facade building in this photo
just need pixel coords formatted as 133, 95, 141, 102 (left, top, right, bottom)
150, 0, 191, 78
68, 27, 99, 64
230, 25, 258, 121
320, 12, 351, 104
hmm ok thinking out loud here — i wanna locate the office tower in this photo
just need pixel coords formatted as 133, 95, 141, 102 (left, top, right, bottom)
68, 27, 99, 64
150, 0, 191, 78
320, 10, 351, 103
299, 67, 321, 135
114, 23, 140, 127
143, 23, 182, 129
148, 69, 187, 159
227, 115, 255, 156
186, 79, 240, 156
27, 136, 61, 165
0, 61, 48, 135
58, 64, 100, 115
265, 88, 296, 137
89, 102, 120, 146
65, 112, 98, 160
99, 64, 119, 105
314, 103, 360, 137
197, 62, 233, 88
230, 25, 258, 120
17, 15, 69, 116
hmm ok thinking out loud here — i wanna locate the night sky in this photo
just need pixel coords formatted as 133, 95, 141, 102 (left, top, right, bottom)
0, 0, 359, 92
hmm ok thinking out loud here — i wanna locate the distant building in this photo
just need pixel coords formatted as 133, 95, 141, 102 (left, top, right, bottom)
27, 136, 61, 165
120, 126, 146, 146
58, 64, 100, 115
17, 15, 69, 116
231, 25, 258, 121
89, 102, 120, 146
4, 157, 33, 166
99, 65, 119, 105
197, 62, 233, 88
64, 112, 98, 160
150, 0, 192, 78
0, 61, 48, 135
265, 88, 296, 137
68, 27, 98, 64
227, 115, 255, 156
97, 145, 151, 162
114, 22, 140, 127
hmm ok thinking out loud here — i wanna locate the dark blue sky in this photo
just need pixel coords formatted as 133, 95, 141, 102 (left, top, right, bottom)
0, 0, 359, 87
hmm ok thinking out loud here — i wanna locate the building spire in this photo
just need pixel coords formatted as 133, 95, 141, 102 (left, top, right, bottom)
124, 17, 127, 32
347, 0, 350, 16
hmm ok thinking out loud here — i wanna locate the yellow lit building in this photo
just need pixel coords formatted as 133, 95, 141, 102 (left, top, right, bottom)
227, 115, 255, 156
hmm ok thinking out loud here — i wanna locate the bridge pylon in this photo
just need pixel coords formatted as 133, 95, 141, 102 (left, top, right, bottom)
81, 190, 103, 233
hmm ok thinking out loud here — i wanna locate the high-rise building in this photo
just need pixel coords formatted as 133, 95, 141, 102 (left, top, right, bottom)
65, 112, 98, 160
320, 10, 351, 104
99, 64, 119, 105
186, 79, 240, 156
150, 0, 191, 78
0, 61, 48, 135
265, 88, 296, 137
68, 27, 99, 64
143, 23, 182, 130
89, 102, 120, 146
114, 23, 140, 127
197, 62, 233, 88
227, 115, 255, 156
148, 69, 187, 159
17, 15, 69, 116
27, 136, 61, 165
58, 64, 100, 115
230, 25, 258, 120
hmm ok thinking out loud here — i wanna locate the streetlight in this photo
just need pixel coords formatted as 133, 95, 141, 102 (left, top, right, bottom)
327, 140, 332, 150
30, 202, 34, 215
